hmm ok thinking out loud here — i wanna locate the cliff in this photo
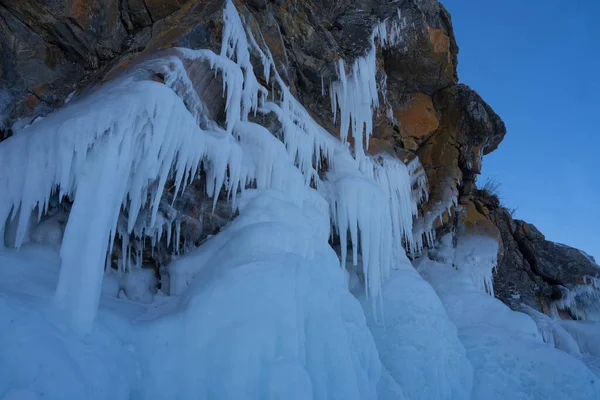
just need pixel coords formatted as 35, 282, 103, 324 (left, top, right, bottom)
0, 0, 596, 332
2, 1, 600, 399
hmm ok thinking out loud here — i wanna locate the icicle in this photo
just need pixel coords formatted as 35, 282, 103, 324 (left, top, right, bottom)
175, 219, 181, 256
234, 121, 305, 203
329, 37, 379, 158
372, 154, 417, 250
175, 49, 244, 134
555, 277, 600, 321
326, 150, 393, 298
0, 0, 430, 331
220, 0, 268, 120
0, 76, 246, 331
121, 232, 130, 273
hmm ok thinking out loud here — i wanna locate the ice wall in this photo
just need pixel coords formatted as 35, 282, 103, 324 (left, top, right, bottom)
0, 0, 427, 330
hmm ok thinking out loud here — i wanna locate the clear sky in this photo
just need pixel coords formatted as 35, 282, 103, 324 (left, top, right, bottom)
442, 0, 600, 262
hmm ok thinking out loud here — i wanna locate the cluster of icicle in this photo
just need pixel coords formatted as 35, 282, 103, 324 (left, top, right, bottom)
0, 0, 431, 331
555, 276, 600, 321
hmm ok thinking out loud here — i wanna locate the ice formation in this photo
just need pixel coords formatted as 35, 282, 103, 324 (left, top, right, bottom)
520, 304, 582, 357
559, 320, 600, 356
555, 276, 600, 321
453, 234, 499, 296
0, 0, 428, 330
418, 240, 600, 400
4, 2, 599, 400
329, 54, 379, 157
0, 80, 221, 331
328, 10, 407, 158
358, 254, 473, 400
0, 190, 382, 400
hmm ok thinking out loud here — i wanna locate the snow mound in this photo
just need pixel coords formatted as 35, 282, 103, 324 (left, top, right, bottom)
358, 254, 473, 400
454, 234, 499, 296
0, 189, 382, 400
0, 246, 138, 400
520, 304, 582, 357
418, 238, 600, 400
559, 320, 600, 356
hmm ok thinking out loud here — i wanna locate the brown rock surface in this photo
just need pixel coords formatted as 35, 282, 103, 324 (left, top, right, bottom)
395, 92, 439, 143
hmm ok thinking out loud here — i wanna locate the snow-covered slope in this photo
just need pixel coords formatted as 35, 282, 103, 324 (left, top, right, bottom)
1, 189, 382, 399
418, 236, 600, 400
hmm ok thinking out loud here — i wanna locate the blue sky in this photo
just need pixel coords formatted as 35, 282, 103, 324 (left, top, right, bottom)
442, 0, 600, 262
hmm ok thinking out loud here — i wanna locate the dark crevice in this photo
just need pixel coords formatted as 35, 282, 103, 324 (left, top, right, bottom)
140, 0, 155, 24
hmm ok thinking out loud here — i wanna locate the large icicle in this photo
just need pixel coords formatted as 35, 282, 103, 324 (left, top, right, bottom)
329, 52, 379, 158
0, 78, 247, 332
326, 151, 393, 298
371, 154, 418, 250
328, 11, 407, 158
221, 1, 268, 120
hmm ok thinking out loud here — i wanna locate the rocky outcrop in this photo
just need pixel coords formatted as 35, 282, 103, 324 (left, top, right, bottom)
2, 0, 594, 320
472, 189, 600, 317
414, 83, 506, 238
0, 0, 488, 230
0, 0, 456, 131
0, 0, 506, 265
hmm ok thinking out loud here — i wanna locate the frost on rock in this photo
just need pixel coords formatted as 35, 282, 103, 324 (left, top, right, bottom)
411, 197, 454, 256
453, 234, 499, 296
372, 9, 409, 50
554, 277, 600, 321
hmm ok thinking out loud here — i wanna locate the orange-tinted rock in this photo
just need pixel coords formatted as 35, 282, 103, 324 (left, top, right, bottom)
26, 95, 40, 109
427, 26, 450, 55
394, 92, 439, 141
461, 200, 504, 258
383, 9, 458, 95
367, 137, 396, 156
401, 136, 419, 151
372, 111, 395, 141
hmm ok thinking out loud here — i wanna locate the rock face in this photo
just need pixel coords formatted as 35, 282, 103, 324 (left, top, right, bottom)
0, 0, 593, 318
0, 0, 488, 228
473, 189, 600, 317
